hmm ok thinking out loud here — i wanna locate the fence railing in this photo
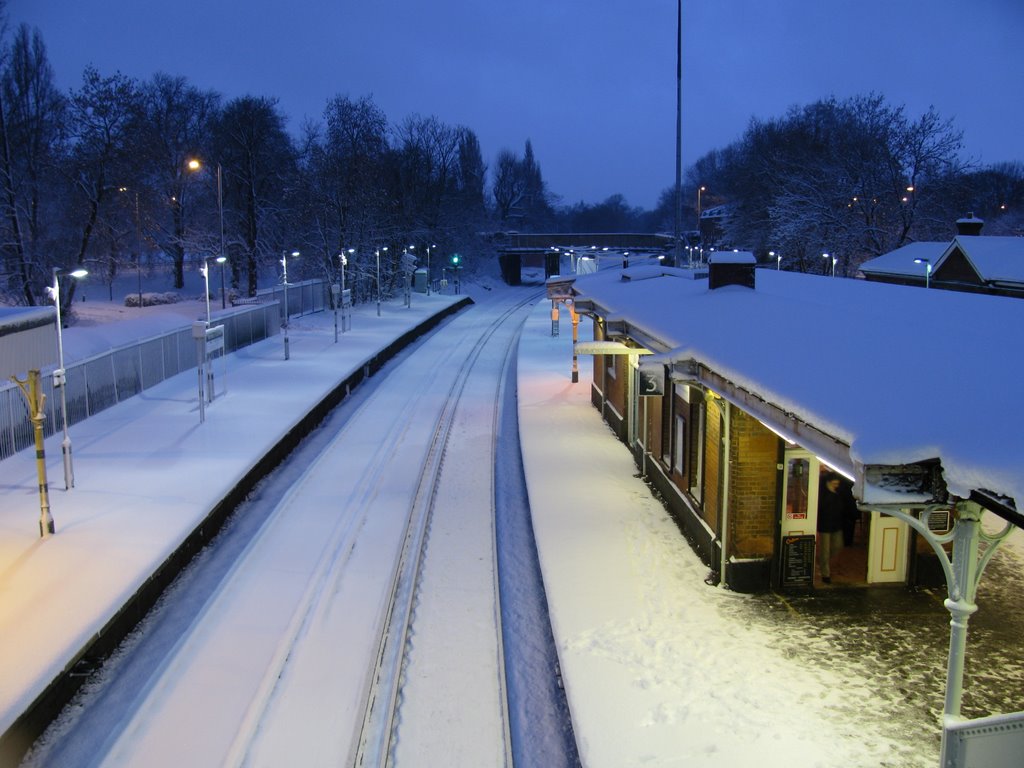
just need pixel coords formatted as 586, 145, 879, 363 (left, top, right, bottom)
0, 300, 289, 462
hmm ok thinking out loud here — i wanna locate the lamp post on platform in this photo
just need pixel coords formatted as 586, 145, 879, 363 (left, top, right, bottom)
425, 243, 436, 294
375, 246, 388, 316
281, 250, 299, 359
51, 267, 88, 490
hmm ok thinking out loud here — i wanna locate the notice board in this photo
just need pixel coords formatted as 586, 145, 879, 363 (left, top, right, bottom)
781, 534, 816, 589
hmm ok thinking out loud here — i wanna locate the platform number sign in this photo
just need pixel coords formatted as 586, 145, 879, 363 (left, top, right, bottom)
638, 365, 664, 397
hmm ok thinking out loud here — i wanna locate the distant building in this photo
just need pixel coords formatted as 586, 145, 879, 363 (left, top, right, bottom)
859, 214, 1024, 297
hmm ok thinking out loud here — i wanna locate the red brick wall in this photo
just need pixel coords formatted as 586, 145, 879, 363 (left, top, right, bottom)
703, 397, 722, 532
728, 409, 780, 558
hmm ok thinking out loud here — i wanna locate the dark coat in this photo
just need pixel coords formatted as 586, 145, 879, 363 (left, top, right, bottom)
817, 487, 845, 533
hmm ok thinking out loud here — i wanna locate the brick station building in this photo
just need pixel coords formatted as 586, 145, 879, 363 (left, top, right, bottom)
547, 255, 1024, 593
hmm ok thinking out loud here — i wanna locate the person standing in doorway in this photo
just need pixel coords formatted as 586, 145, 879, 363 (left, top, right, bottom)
817, 472, 844, 584
839, 478, 860, 546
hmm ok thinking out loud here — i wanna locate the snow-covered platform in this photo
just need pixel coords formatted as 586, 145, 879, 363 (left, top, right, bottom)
0, 293, 467, 763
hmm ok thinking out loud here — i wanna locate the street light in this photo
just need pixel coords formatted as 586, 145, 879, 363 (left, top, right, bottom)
200, 258, 213, 326
770, 250, 780, 270
914, 257, 932, 288
216, 255, 227, 309
188, 158, 227, 307
281, 250, 299, 359
375, 246, 388, 316
118, 187, 144, 308
425, 243, 436, 294
822, 252, 835, 277
51, 267, 88, 490
340, 248, 353, 332
697, 185, 706, 224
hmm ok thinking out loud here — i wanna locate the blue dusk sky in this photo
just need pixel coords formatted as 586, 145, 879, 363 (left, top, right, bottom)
7, 0, 1024, 210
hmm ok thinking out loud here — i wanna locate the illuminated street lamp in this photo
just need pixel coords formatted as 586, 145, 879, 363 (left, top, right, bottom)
375, 246, 388, 316
216, 255, 227, 308
200, 259, 213, 326
340, 248, 353, 332
188, 158, 227, 307
823, 252, 835, 277
51, 267, 88, 490
914, 257, 932, 288
118, 187, 144, 308
281, 250, 299, 359
425, 243, 436, 294
770, 250, 780, 270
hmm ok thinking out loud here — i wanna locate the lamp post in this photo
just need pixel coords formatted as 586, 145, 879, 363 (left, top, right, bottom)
375, 246, 387, 316
771, 250, 780, 270
281, 250, 298, 359
51, 267, 88, 490
216, 164, 226, 307
216, 255, 227, 308
823, 252, 835, 277
188, 158, 227, 307
201, 258, 212, 327
340, 248, 353, 332
914, 257, 932, 288
425, 243, 436, 294
118, 187, 144, 308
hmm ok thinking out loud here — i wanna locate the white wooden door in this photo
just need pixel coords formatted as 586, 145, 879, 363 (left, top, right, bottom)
867, 511, 908, 583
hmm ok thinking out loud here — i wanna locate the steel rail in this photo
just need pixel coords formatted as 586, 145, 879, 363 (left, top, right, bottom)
352, 293, 539, 767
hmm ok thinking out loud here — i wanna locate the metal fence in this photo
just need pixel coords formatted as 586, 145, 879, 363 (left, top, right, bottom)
257, 279, 328, 318
0, 300, 288, 462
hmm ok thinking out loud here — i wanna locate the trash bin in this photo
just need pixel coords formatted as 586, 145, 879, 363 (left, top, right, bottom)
413, 268, 428, 293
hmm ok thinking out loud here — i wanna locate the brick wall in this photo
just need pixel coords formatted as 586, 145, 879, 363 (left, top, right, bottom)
703, 397, 722, 531
728, 409, 780, 558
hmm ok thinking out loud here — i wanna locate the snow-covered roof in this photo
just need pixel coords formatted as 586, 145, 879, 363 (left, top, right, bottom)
859, 236, 1024, 285
567, 267, 1024, 508
946, 235, 1024, 284
708, 251, 755, 265
858, 241, 946, 279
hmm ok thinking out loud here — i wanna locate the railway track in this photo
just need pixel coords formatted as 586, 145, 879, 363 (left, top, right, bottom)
23, 290, 542, 768
351, 293, 534, 767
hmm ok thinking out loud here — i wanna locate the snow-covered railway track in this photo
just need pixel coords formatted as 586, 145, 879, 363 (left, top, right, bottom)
24, 290, 542, 768
351, 293, 533, 767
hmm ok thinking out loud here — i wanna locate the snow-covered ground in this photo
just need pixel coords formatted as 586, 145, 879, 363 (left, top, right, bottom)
2, 269, 1022, 767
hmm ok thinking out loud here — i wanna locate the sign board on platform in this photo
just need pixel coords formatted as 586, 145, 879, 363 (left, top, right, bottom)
944, 711, 1024, 768
780, 534, 815, 590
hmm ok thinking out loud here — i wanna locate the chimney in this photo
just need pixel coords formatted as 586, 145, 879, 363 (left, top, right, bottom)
708, 251, 756, 289
956, 212, 984, 236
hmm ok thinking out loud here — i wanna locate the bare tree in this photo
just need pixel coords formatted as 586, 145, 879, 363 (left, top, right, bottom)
137, 73, 220, 288
61, 66, 141, 306
0, 22, 62, 304
492, 148, 525, 224
214, 95, 296, 296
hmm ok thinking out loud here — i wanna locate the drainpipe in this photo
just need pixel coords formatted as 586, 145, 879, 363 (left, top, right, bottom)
719, 402, 731, 588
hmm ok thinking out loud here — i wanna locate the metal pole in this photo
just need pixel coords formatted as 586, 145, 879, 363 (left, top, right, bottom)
376, 249, 381, 317
217, 164, 226, 308
135, 191, 143, 309
282, 252, 290, 360
203, 259, 212, 326
673, 0, 683, 269
12, 372, 55, 536
53, 270, 74, 490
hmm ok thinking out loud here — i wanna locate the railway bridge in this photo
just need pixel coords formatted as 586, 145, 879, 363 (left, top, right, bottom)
494, 232, 677, 284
